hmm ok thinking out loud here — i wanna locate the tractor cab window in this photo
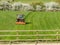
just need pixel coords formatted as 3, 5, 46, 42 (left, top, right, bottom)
16, 14, 25, 22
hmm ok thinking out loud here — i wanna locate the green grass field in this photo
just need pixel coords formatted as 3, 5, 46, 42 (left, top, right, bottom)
15, 0, 55, 3
0, 11, 60, 40
0, 0, 59, 41
0, 11, 60, 30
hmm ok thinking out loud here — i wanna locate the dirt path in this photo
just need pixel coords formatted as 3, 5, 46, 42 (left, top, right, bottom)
0, 42, 59, 45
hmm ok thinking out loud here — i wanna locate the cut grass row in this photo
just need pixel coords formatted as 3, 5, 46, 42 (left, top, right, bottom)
0, 11, 60, 30
0, 31, 59, 40
0, 11, 60, 40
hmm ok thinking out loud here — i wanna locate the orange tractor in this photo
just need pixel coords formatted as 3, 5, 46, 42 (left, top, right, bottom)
16, 14, 25, 25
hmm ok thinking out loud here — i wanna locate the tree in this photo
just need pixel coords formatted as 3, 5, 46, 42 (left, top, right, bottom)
12, 2, 22, 11
44, 2, 59, 11
0, 1, 12, 10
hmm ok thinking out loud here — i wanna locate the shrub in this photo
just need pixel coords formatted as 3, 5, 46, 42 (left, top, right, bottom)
0, 1, 12, 10
11, 2, 22, 11
21, 3, 34, 11
44, 2, 59, 11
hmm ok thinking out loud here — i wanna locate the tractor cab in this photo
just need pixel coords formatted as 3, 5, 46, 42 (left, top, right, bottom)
16, 14, 25, 24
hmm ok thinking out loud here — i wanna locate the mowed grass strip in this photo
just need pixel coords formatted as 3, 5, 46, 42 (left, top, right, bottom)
0, 11, 60, 30
0, 11, 60, 40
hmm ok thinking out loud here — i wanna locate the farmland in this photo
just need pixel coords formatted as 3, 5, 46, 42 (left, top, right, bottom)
0, 11, 60, 30
2, 0, 56, 3
0, 10, 60, 40
0, 0, 59, 43
12, 0, 56, 3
